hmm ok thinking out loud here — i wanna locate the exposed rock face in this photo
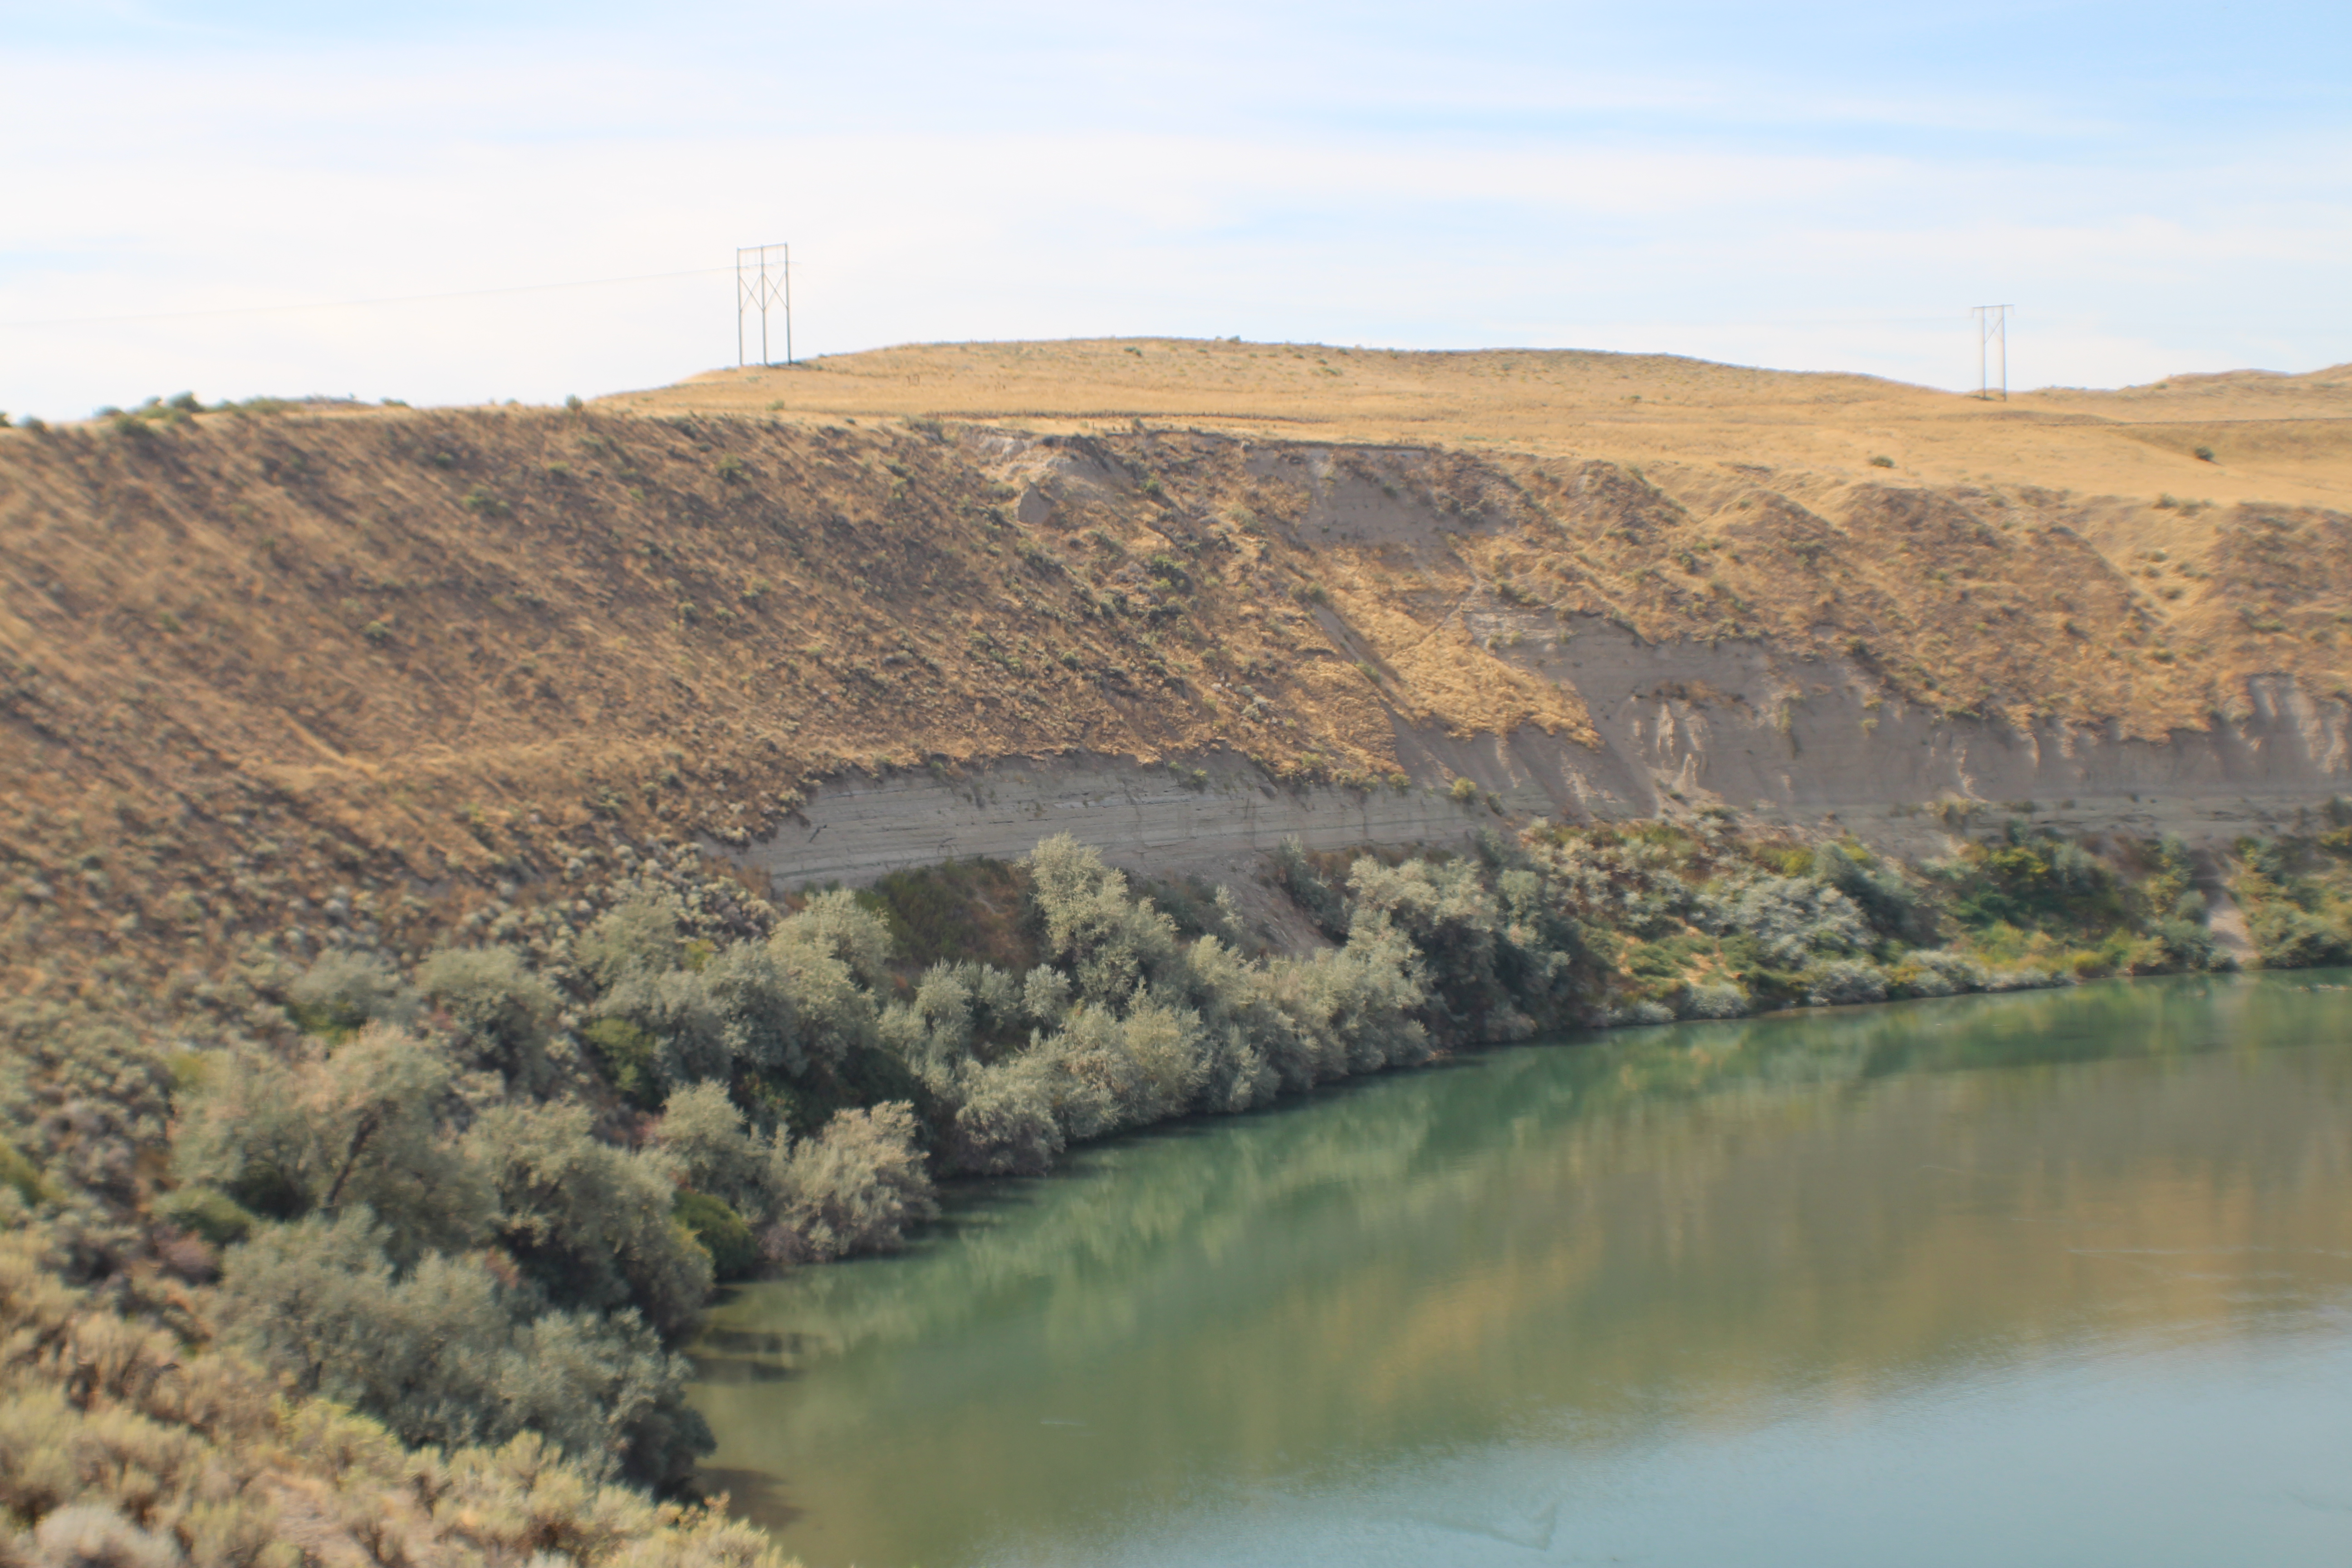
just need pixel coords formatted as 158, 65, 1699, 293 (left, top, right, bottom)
1461, 619, 2352, 846
729, 750, 1490, 892
6, 382, 2348, 992
732, 622, 2350, 893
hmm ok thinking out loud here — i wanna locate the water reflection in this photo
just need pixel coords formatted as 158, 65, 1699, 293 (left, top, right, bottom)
693, 974, 2352, 1568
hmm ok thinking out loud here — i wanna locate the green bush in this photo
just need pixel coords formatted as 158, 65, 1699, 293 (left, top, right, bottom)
417, 946, 559, 1085
214, 1211, 707, 1483
465, 1101, 711, 1337
577, 895, 686, 987
171, 1025, 490, 1257
154, 1185, 255, 1246
1271, 836, 1349, 939
2250, 904, 2352, 969
284, 949, 419, 1037
674, 1191, 759, 1281
0, 1137, 44, 1206
582, 1016, 661, 1108
763, 1102, 937, 1262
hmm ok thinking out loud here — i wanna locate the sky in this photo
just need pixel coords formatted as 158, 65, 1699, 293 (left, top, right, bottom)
3, 1, 2349, 418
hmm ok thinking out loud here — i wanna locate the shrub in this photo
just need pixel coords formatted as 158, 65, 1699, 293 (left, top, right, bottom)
1348, 855, 1521, 1037
1679, 982, 1748, 1019
764, 1102, 936, 1262
674, 1191, 759, 1281
214, 1210, 706, 1483
2249, 904, 2352, 969
1813, 841, 1930, 942
779, 888, 897, 988
577, 896, 686, 988
1172, 937, 1283, 1112
2150, 916, 2219, 970
1022, 963, 1074, 1026
153, 1185, 255, 1246
1043, 997, 1209, 1137
0, 1237, 762, 1562
597, 967, 728, 1087
284, 949, 419, 1037
1891, 947, 1986, 997
25, 1506, 181, 1568
1807, 959, 1889, 1007
946, 1057, 1064, 1175
1024, 836, 1183, 1007
601, 921, 881, 1093
417, 946, 559, 1085
582, 1017, 661, 1108
1271, 836, 1349, 939
171, 1025, 491, 1259
1720, 876, 1870, 969
880, 959, 1029, 1082
0, 1137, 44, 1206
655, 1081, 767, 1207
465, 1102, 711, 1336
1268, 923, 1431, 1085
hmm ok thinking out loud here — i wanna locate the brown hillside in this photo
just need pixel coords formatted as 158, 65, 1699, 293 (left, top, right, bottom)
3, 342, 2349, 1005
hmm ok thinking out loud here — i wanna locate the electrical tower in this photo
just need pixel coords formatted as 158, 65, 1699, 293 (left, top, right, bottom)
1970, 304, 2011, 400
736, 244, 791, 368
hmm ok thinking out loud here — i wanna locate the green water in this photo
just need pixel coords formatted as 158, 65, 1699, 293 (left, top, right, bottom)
692, 973, 2352, 1567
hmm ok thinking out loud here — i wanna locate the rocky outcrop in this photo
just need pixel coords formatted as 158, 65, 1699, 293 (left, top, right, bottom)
728, 620, 2350, 894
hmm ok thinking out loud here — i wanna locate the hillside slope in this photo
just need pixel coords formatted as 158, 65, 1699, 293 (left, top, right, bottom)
1, 343, 2349, 1004
3, 341, 2350, 1562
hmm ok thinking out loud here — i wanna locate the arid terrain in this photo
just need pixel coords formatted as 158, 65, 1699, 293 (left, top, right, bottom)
6, 340, 2352, 1568
3, 340, 2349, 1004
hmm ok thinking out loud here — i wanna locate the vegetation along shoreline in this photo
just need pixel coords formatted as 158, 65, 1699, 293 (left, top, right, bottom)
7, 348, 2352, 1563
12, 788, 2352, 1564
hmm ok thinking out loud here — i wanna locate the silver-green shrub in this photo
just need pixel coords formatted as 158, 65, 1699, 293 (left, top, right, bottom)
464, 1102, 711, 1337
417, 946, 560, 1086
284, 949, 420, 1034
1720, 877, 1871, 969
1806, 958, 1889, 1007
171, 1025, 492, 1260
763, 1102, 937, 1262
212, 1210, 703, 1482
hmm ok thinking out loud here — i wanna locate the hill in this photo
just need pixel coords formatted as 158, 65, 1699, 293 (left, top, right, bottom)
4, 339, 2352, 1563
4, 344, 2349, 1006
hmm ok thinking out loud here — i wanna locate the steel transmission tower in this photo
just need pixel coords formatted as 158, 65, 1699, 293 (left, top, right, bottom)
736, 244, 791, 368
1970, 304, 2011, 400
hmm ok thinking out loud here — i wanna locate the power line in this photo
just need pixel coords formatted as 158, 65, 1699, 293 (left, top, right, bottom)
1971, 304, 2012, 400
736, 244, 791, 368
0, 265, 737, 330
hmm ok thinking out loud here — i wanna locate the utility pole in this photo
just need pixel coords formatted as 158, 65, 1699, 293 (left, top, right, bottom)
1970, 304, 2011, 400
736, 244, 791, 368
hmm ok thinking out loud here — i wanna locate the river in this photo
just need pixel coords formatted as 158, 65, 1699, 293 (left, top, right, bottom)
690, 972, 2352, 1567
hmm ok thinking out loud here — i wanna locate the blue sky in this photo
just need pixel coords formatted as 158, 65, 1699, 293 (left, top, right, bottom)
3, 1, 2347, 416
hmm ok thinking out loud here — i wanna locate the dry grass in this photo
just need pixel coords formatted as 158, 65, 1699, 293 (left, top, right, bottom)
617, 338, 2352, 514
2, 343, 2348, 1010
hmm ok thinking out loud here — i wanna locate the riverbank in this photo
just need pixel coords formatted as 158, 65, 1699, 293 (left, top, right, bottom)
5, 799, 2347, 1567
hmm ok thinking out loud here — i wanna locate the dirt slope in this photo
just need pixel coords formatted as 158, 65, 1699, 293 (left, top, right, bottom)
2, 342, 2349, 1004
